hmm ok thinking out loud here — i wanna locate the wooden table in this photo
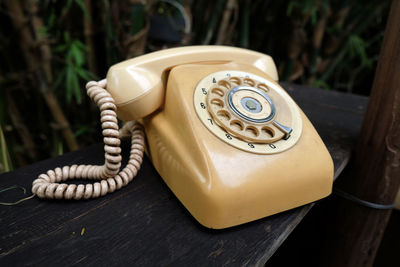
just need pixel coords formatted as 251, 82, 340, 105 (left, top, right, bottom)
0, 84, 368, 266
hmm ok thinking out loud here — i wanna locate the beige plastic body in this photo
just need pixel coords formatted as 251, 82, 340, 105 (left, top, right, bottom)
106, 46, 278, 120
106, 46, 334, 229
142, 63, 333, 229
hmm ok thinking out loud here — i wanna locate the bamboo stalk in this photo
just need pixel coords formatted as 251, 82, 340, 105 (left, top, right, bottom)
110, 0, 128, 57
323, 6, 350, 55
240, 0, 250, 48
123, 0, 148, 58
307, 8, 330, 85
84, 0, 98, 74
0, 125, 13, 173
281, 5, 310, 81
224, 0, 239, 45
182, 1, 192, 45
288, 60, 304, 81
7, 93, 37, 161
216, 0, 236, 45
27, 0, 79, 150
124, 23, 149, 58
41, 85, 79, 151
4, 0, 79, 152
282, 27, 306, 81
27, 0, 52, 82
202, 0, 227, 45
4, 0, 35, 72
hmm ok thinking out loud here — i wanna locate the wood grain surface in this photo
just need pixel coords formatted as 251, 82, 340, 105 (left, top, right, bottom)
0, 84, 367, 266
320, 1, 400, 266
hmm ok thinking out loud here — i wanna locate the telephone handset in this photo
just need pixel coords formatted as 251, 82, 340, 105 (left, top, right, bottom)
33, 46, 333, 229
105, 46, 279, 121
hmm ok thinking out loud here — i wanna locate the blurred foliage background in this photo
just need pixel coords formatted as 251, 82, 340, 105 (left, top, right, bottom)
0, 0, 390, 172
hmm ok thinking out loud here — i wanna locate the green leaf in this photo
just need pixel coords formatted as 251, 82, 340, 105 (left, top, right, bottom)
74, 125, 93, 137
130, 3, 146, 35
286, 1, 298, 16
312, 79, 330, 90
66, 65, 74, 103
64, 31, 70, 42
70, 43, 84, 66
0, 125, 13, 173
348, 34, 372, 68
56, 139, 63, 156
75, 40, 87, 51
54, 43, 68, 53
37, 26, 49, 39
51, 132, 64, 157
74, 0, 90, 18
71, 70, 82, 104
85, 69, 98, 80
0, 87, 6, 125
202, 0, 226, 45
48, 12, 56, 27
53, 68, 66, 91
76, 67, 97, 81
310, 10, 317, 25
61, 0, 74, 17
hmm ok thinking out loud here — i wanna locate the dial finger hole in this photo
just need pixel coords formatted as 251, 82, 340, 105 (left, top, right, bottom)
230, 120, 244, 131
218, 80, 231, 89
217, 110, 231, 121
245, 126, 259, 137
211, 87, 225, 97
261, 126, 275, 138
229, 77, 241, 86
210, 98, 224, 108
257, 83, 269, 92
243, 78, 255, 86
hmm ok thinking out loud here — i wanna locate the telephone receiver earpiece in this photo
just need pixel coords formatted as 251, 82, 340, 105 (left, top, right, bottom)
105, 46, 279, 120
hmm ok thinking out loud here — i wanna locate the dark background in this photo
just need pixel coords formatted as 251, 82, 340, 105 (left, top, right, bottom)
0, 1, 398, 266
0, 0, 390, 170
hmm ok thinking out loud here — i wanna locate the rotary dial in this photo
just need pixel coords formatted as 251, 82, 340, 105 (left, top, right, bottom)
206, 76, 291, 144
194, 71, 302, 154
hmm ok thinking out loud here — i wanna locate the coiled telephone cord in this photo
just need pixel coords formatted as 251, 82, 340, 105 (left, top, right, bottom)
32, 79, 145, 200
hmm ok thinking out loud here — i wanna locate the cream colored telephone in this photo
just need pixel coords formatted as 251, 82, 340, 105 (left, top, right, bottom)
33, 46, 333, 229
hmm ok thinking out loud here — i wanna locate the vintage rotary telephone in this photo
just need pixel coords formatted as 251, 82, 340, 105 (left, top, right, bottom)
32, 46, 333, 229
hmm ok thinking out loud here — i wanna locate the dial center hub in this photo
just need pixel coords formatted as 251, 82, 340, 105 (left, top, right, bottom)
243, 98, 261, 112
228, 86, 275, 123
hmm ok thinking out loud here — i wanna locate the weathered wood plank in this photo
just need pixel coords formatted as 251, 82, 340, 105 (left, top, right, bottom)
320, 1, 400, 266
0, 84, 367, 266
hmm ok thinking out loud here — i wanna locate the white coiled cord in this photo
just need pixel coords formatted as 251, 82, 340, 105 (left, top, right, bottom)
32, 79, 145, 200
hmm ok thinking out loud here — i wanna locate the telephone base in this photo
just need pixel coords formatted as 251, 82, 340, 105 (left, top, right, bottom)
143, 62, 333, 229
